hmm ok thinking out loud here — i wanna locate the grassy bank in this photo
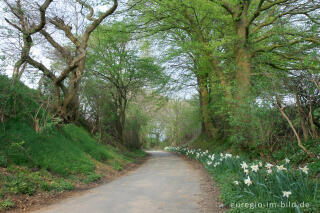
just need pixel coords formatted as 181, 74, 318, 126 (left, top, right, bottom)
166, 146, 320, 213
0, 120, 145, 211
0, 76, 146, 211
188, 134, 320, 175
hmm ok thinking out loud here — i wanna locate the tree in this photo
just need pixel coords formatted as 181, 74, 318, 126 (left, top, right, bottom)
85, 24, 167, 144
130, 0, 232, 139
209, 0, 320, 102
2, 0, 118, 122
129, 0, 320, 156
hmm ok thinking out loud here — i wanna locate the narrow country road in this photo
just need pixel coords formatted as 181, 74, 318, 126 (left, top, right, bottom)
34, 151, 222, 213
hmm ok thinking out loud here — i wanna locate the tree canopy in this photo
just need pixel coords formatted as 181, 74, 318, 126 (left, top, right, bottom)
1, 0, 320, 155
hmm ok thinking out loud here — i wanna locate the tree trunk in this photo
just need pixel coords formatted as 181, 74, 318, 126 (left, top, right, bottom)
55, 92, 79, 123
115, 95, 127, 145
276, 94, 314, 158
198, 77, 215, 139
233, 6, 251, 104
197, 34, 232, 102
120, 110, 126, 145
295, 94, 308, 141
235, 47, 251, 101
12, 61, 27, 80
309, 104, 319, 138
55, 54, 85, 123
53, 79, 80, 123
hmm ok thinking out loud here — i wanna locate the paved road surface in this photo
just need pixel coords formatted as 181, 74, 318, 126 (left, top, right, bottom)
34, 151, 220, 213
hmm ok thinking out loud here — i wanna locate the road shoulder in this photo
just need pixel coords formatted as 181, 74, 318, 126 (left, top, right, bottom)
179, 154, 226, 213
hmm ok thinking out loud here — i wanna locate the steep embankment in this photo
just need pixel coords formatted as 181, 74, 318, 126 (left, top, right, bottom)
0, 75, 145, 212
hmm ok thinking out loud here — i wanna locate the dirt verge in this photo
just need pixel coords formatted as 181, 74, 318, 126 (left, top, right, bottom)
179, 154, 226, 213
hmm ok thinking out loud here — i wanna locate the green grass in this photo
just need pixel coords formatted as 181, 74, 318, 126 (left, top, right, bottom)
0, 120, 135, 176
0, 119, 145, 202
123, 149, 147, 160
0, 120, 145, 209
211, 169, 320, 213
0, 199, 14, 211
168, 147, 320, 213
188, 134, 320, 175
82, 173, 102, 184
186, 134, 320, 212
0, 165, 76, 196
0, 75, 146, 211
1, 121, 94, 175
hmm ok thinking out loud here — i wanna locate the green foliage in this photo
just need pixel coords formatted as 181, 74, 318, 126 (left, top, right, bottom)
0, 76, 146, 207
168, 147, 320, 212
40, 182, 55, 191
82, 173, 102, 184
0, 119, 136, 176
0, 75, 43, 121
125, 102, 150, 149
62, 124, 116, 163
0, 122, 144, 207
111, 161, 122, 171
52, 180, 75, 191
189, 133, 232, 153
132, 0, 320, 163
190, 134, 320, 176
1, 0, 319, 210
82, 22, 170, 147
123, 149, 147, 160
0, 199, 14, 211
1, 120, 95, 175
142, 96, 202, 148
0, 155, 7, 168
0, 165, 76, 197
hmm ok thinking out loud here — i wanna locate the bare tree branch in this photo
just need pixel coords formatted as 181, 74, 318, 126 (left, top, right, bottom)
83, 0, 118, 42
49, 17, 81, 47
76, 0, 96, 21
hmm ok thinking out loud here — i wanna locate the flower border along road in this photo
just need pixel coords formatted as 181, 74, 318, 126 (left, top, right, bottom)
165, 147, 319, 213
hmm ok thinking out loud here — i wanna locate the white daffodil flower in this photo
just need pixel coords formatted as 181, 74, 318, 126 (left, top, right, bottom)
299, 166, 309, 174
234, 181, 239, 185
244, 169, 249, 175
265, 163, 273, 170
241, 162, 248, 169
285, 158, 290, 164
282, 191, 292, 198
267, 169, 272, 174
244, 176, 252, 186
225, 153, 232, 158
251, 164, 259, 172
276, 165, 287, 171
214, 162, 221, 167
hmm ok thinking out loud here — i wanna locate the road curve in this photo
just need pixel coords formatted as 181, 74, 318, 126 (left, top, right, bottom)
34, 151, 221, 213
